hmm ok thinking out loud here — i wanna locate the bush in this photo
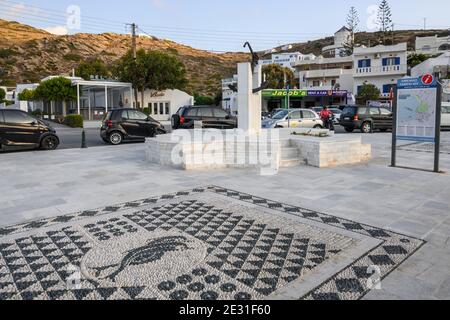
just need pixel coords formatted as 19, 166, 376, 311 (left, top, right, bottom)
64, 114, 84, 128
63, 53, 82, 62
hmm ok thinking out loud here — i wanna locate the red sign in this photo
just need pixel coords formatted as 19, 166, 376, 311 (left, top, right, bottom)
421, 74, 434, 85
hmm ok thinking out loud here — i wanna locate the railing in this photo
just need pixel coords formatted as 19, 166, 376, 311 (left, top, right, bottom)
355, 65, 407, 75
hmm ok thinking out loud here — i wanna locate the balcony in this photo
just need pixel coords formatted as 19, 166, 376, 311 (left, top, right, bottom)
354, 64, 407, 77
302, 68, 353, 79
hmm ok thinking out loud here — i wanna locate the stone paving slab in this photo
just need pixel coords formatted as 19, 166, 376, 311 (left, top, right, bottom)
0, 186, 425, 301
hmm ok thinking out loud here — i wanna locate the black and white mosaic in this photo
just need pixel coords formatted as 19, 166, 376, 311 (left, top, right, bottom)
0, 186, 425, 300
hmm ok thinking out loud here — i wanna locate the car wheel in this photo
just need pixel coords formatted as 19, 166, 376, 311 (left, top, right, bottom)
40, 135, 59, 150
313, 125, 323, 129
108, 132, 123, 145
361, 122, 372, 134
344, 127, 355, 133
172, 115, 180, 129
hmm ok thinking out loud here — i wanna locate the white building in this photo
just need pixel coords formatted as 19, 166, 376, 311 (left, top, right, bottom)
416, 35, 450, 55
353, 43, 408, 100
124, 89, 194, 122
296, 55, 354, 92
322, 27, 352, 58
221, 75, 238, 113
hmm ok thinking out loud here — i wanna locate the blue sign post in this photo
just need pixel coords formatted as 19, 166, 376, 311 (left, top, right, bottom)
392, 75, 442, 173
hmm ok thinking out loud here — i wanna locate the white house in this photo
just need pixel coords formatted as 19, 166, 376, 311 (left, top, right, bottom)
416, 35, 450, 55
221, 75, 238, 114
353, 43, 408, 100
124, 89, 194, 122
322, 27, 352, 58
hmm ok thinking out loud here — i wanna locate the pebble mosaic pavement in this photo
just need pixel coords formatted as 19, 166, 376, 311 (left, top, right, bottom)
0, 186, 425, 300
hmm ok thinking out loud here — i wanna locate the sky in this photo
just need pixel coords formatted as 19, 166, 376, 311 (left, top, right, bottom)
1, 0, 449, 52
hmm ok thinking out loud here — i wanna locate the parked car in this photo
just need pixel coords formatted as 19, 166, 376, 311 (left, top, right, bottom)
171, 106, 237, 130
442, 103, 450, 129
100, 108, 166, 145
340, 106, 393, 133
0, 109, 59, 151
262, 109, 324, 129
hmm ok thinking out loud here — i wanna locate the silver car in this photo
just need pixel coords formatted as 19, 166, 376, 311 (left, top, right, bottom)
262, 109, 324, 129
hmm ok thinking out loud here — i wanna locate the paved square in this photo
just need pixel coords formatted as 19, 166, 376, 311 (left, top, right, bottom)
0, 186, 425, 300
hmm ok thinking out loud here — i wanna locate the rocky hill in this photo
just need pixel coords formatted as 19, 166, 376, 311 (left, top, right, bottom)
0, 19, 249, 95
1, 19, 449, 95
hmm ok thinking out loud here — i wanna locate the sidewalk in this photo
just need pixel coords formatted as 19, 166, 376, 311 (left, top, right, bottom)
0, 133, 448, 300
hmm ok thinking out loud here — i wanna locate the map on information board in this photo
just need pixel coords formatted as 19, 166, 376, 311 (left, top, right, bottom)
396, 76, 439, 142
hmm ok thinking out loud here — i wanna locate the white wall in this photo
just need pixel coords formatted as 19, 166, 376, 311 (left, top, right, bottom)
125, 89, 194, 121
411, 52, 450, 78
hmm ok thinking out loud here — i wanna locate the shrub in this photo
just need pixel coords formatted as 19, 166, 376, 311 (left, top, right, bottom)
64, 114, 84, 128
63, 53, 82, 62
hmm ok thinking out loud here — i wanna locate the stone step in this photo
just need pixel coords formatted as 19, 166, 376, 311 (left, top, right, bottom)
280, 159, 303, 168
280, 147, 299, 160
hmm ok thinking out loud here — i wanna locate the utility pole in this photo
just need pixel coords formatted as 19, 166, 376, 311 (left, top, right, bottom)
131, 23, 137, 59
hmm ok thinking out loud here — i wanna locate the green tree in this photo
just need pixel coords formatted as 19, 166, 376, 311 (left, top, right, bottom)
262, 64, 296, 89
75, 59, 110, 80
407, 53, 430, 68
194, 94, 215, 106
34, 77, 77, 117
357, 84, 381, 104
18, 89, 36, 101
377, 0, 393, 45
113, 49, 188, 109
0, 87, 5, 102
343, 7, 360, 55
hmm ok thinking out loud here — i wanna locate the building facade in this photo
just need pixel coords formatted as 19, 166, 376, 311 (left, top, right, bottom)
416, 35, 450, 55
322, 27, 352, 58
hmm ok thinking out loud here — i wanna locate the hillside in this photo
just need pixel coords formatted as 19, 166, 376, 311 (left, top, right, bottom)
0, 19, 249, 95
1, 19, 449, 95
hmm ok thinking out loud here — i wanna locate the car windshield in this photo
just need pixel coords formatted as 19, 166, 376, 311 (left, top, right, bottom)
272, 110, 289, 120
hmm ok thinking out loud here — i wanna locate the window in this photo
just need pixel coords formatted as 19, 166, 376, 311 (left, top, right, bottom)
165, 103, 170, 115
289, 111, 301, 120
383, 84, 395, 94
358, 59, 371, 68
213, 109, 228, 118
312, 81, 320, 87
382, 57, 400, 66
159, 102, 164, 115
147, 103, 153, 114
380, 108, 392, 115
370, 108, 380, 116
3, 110, 35, 124
127, 110, 148, 120
198, 108, 213, 117
301, 110, 315, 119
358, 107, 368, 115
121, 110, 129, 119
442, 106, 450, 114
186, 108, 198, 117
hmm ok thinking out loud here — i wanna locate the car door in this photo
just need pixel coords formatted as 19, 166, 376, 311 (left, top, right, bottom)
287, 110, 301, 128
369, 108, 382, 128
1, 110, 41, 147
379, 108, 393, 129
300, 110, 319, 128
127, 109, 152, 137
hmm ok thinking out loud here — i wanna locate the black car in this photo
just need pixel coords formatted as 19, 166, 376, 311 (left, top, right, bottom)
172, 106, 237, 130
100, 108, 166, 145
340, 106, 393, 133
0, 109, 59, 151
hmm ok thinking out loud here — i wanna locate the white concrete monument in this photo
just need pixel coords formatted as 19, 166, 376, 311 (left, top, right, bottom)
237, 62, 262, 135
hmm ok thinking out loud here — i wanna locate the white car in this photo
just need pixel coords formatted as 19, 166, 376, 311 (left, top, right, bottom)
442, 103, 450, 129
262, 109, 324, 129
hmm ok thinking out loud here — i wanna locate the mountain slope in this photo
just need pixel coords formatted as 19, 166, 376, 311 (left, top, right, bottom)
0, 19, 249, 95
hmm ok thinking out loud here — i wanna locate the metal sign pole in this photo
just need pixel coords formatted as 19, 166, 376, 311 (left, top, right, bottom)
434, 82, 442, 173
391, 85, 398, 168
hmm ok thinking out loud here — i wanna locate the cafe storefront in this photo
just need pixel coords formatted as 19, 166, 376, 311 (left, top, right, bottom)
262, 89, 350, 112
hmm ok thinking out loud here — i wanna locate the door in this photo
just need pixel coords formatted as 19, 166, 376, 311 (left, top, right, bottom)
379, 108, 393, 129
369, 108, 382, 129
301, 110, 320, 128
287, 110, 302, 128
121, 110, 149, 137
1, 110, 41, 147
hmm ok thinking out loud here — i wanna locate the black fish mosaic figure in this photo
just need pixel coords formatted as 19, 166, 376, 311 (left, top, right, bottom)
93, 236, 190, 282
